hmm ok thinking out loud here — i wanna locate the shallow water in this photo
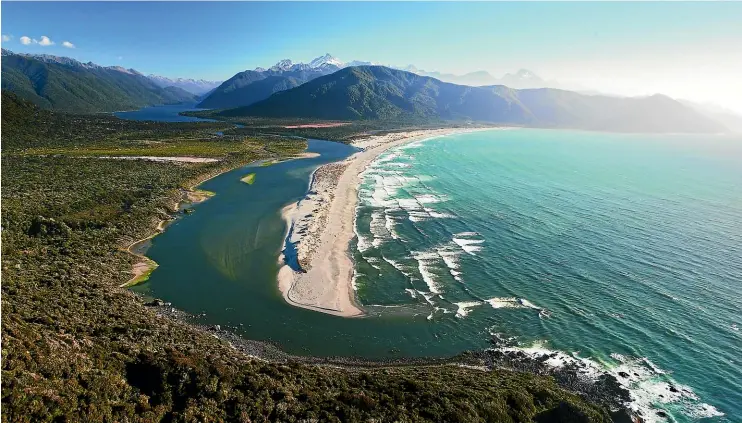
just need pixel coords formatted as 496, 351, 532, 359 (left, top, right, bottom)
135, 130, 741, 422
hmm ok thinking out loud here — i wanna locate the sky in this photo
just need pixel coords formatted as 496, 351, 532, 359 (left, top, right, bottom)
2, 2, 742, 112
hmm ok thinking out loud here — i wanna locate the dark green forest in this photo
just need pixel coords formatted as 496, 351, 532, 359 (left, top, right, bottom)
2, 91, 616, 422
1, 50, 196, 113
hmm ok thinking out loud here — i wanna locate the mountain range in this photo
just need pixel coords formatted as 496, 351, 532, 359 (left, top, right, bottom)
400, 66, 558, 89
679, 100, 742, 134
224, 66, 726, 134
1, 49, 197, 113
0, 49, 735, 133
196, 55, 346, 109
146, 75, 222, 96
199, 54, 563, 110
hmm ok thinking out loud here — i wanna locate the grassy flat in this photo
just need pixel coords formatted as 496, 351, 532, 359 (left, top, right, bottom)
241, 172, 256, 184
122, 257, 159, 288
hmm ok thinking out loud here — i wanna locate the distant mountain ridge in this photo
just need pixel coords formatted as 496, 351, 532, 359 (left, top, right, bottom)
200, 52, 579, 110
1, 49, 197, 113
197, 54, 351, 109
679, 99, 742, 133
146, 75, 222, 95
2, 48, 142, 75
225, 66, 726, 134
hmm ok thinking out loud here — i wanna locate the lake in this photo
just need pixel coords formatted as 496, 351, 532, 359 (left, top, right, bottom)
114, 102, 216, 122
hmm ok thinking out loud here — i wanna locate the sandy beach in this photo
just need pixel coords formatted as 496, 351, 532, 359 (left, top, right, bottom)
278, 127, 492, 317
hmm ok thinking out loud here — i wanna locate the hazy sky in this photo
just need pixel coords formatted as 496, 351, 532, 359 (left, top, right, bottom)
3, 2, 741, 112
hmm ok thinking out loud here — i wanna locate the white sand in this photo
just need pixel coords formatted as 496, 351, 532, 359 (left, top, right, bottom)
277, 127, 493, 317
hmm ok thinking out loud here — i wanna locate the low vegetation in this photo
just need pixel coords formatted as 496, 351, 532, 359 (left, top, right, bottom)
240, 172, 257, 185
182, 111, 477, 143
2, 91, 613, 422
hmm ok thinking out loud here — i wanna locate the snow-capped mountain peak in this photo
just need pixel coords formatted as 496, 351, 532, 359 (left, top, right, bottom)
309, 53, 344, 69
263, 54, 345, 72
146, 74, 223, 95
270, 59, 295, 71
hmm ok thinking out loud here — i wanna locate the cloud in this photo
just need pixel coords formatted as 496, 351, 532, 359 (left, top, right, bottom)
117, 56, 123, 61
19, 35, 56, 46
38, 36, 54, 46
1, 34, 12, 43
62, 41, 75, 49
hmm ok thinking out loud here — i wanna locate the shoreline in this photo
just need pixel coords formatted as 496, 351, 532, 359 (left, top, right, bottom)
121, 150, 317, 288
277, 127, 495, 317
114, 127, 644, 421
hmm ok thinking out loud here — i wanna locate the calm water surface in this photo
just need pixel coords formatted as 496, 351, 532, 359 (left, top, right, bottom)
115, 102, 216, 122
133, 125, 741, 422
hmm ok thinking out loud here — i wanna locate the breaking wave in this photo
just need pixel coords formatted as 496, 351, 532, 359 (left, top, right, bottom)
491, 341, 724, 423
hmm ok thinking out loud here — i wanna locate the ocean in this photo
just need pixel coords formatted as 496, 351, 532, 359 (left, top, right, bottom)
126, 114, 741, 422
353, 129, 741, 422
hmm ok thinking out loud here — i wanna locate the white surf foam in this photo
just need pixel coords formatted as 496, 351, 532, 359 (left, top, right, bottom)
350, 270, 363, 291
453, 237, 485, 255
415, 194, 444, 204
485, 297, 524, 309
484, 297, 546, 314
424, 208, 454, 219
384, 211, 399, 239
436, 247, 463, 282
382, 256, 414, 279
497, 343, 724, 423
369, 210, 386, 248
408, 211, 429, 222
412, 251, 442, 294
519, 298, 541, 310
354, 208, 372, 253
421, 291, 436, 305
364, 256, 382, 271
454, 301, 482, 318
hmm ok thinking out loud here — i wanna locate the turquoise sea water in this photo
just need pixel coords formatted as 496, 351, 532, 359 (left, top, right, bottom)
353, 129, 741, 422
132, 124, 741, 422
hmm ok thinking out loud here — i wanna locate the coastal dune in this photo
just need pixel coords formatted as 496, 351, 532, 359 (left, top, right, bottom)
278, 128, 490, 317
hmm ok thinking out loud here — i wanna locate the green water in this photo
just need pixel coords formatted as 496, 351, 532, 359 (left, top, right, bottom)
136, 131, 741, 422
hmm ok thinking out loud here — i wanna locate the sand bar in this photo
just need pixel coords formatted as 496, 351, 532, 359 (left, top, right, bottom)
278, 127, 493, 317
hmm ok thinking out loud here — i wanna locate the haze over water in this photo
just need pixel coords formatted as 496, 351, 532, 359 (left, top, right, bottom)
127, 106, 741, 423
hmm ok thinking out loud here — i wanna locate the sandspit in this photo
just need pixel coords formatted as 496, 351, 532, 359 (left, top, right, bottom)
278, 127, 493, 317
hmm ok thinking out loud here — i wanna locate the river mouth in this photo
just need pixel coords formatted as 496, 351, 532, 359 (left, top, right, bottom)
130, 137, 490, 359
129, 127, 740, 422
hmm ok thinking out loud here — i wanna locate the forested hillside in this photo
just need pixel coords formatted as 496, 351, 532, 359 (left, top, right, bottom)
198, 68, 332, 109
1, 49, 196, 113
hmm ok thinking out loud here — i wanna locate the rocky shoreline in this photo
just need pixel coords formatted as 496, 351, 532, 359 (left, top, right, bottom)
143, 298, 642, 422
